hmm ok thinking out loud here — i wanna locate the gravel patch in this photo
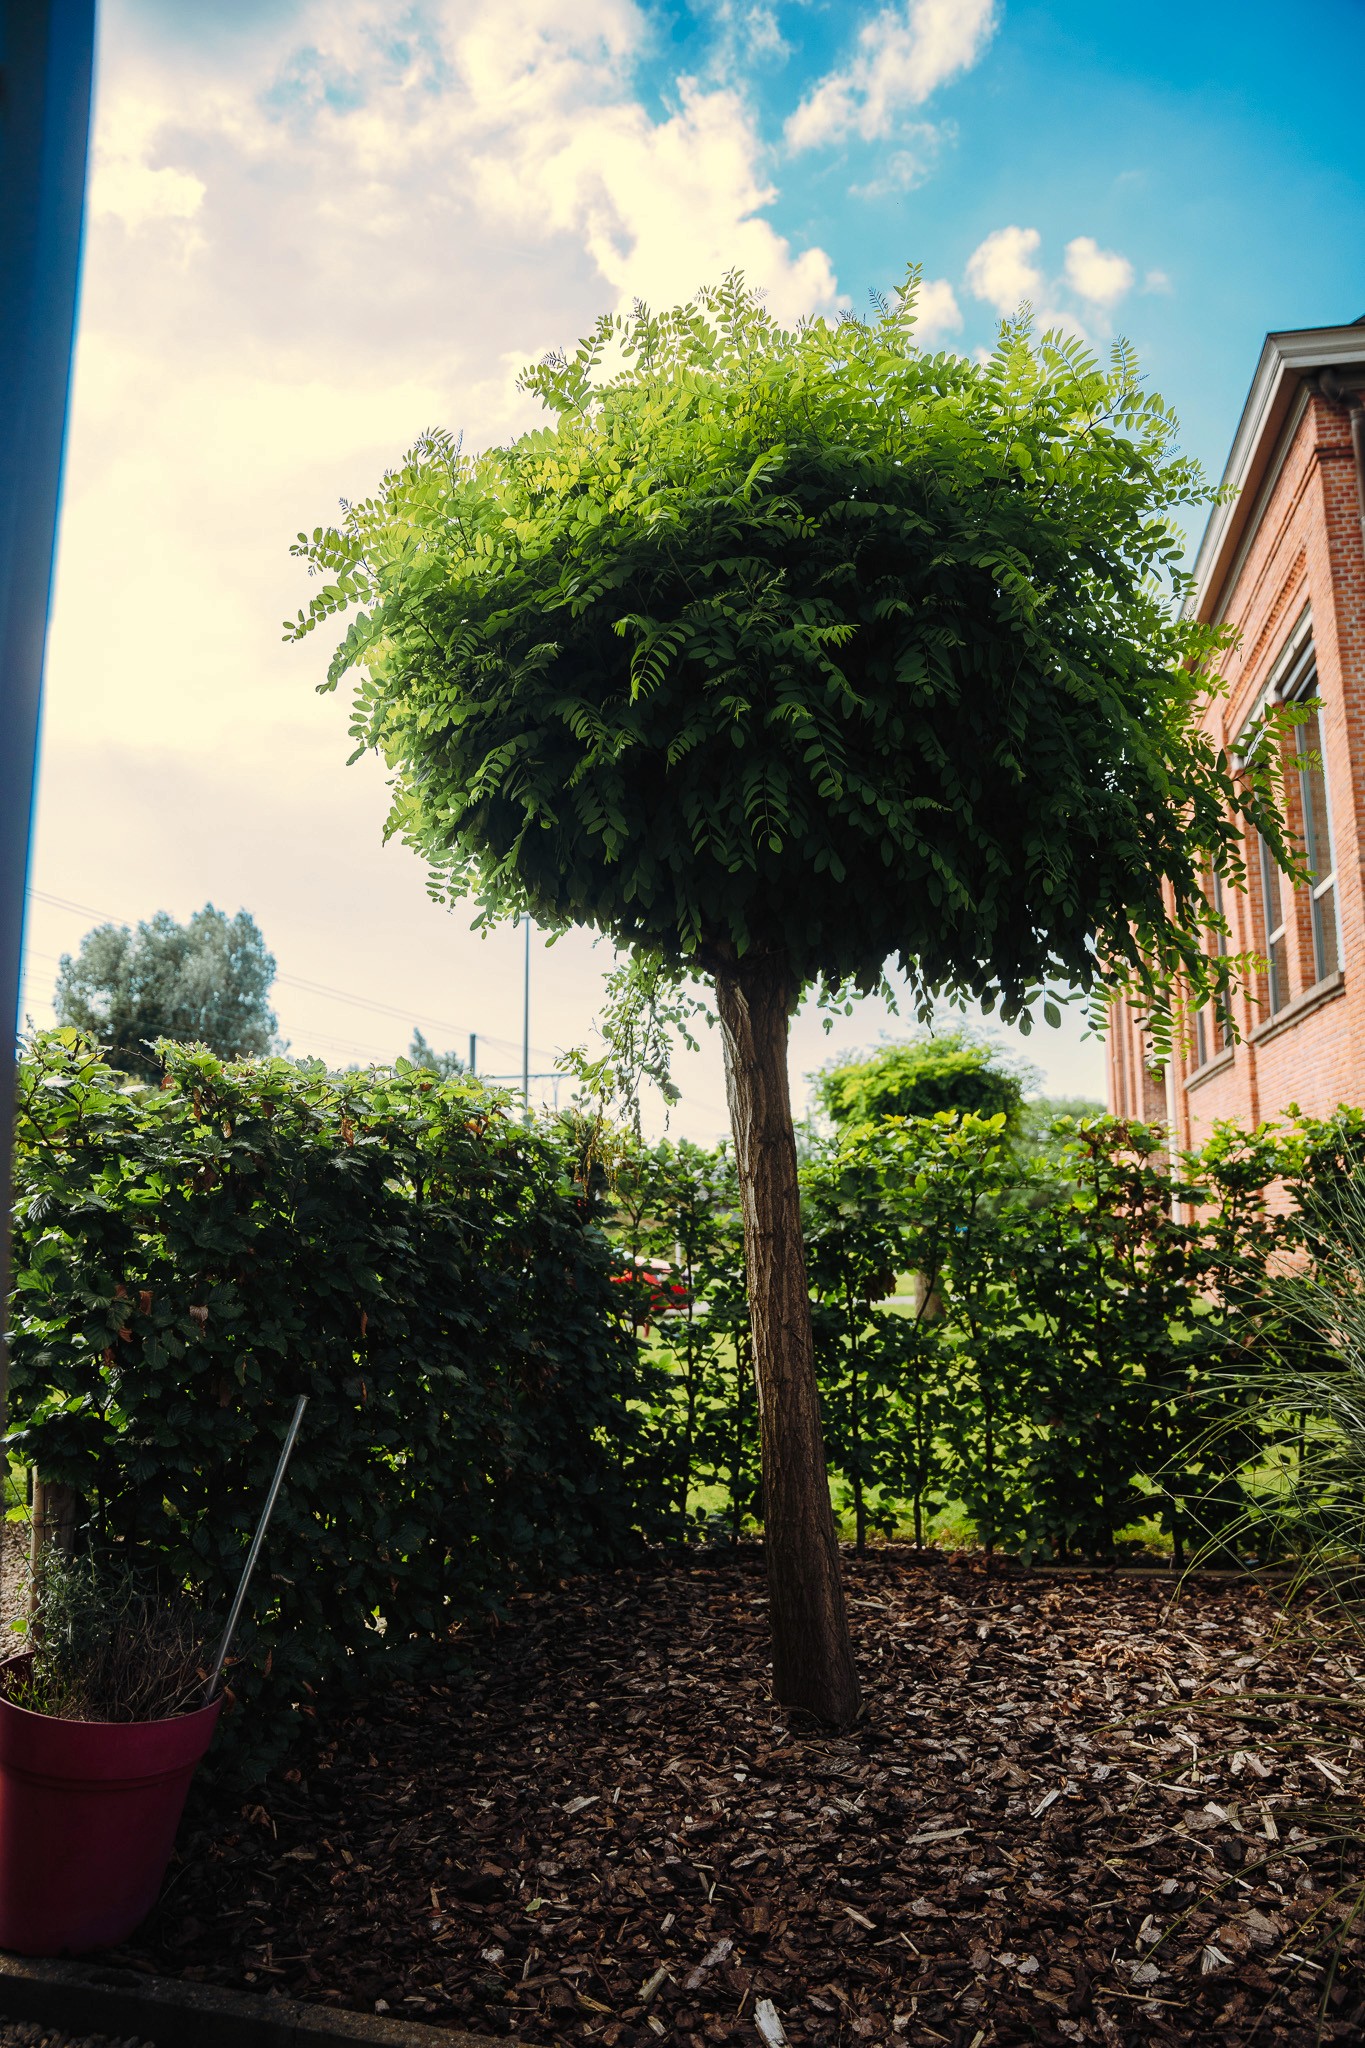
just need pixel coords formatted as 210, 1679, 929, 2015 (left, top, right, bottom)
0, 2023, 152, 2048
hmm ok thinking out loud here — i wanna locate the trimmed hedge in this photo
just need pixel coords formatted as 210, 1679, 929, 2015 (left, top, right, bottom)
8, 1032, 663, 1778
609, 1108, 1365, 1565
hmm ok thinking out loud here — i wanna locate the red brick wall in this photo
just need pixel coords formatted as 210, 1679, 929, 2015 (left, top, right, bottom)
1106, 391, 1365, 1142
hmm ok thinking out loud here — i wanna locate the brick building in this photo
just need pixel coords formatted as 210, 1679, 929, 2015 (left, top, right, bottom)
1107, 319, 1365, 1139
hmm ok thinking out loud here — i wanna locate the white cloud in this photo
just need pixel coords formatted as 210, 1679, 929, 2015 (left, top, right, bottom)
90, 157, 206, 230
965, 224, 1044, 314
694, 0, 790, 74
965, 226, 1144, 340
785, 0, 996, 151
913, 277, 963, 341
1143, 267, 1174, 295
1063, 235, 1134, 308
88, 92, 206, 231
1033, 305, 1098, 347
470, 78, 837, 319
39, 0, 844, 785
848, 121, 947, 198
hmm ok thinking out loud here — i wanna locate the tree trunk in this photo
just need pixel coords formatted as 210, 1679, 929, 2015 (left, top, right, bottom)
30, 1478, 77, 1617
714, 953, 861, 1726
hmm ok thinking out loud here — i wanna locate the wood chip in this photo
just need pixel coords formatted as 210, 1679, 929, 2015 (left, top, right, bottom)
111, 1551, 1365, 2047
754, 1996, 788, 2046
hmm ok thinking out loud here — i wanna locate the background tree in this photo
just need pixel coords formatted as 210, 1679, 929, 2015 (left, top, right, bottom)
407, 1028, 465, 1079
54, 905, 277, 1077
815, 1029, 1033, 1133
288, 271, 1293, 1725
1015, 1092, 1107, 1170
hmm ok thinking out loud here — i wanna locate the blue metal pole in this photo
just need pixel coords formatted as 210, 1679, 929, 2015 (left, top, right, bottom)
0, 1, 97, 1433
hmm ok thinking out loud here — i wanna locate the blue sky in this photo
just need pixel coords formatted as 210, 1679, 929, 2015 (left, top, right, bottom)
24, 0, 1365, 1134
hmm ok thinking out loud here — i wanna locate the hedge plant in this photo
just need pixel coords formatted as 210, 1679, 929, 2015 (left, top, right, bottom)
7, 1031, 663, 1778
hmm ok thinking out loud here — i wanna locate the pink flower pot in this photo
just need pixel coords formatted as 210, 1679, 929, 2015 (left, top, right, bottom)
0, 1657, 220, 1954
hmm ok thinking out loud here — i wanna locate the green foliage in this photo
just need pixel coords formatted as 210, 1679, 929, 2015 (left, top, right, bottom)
13, 1018, 1358, 1777
557, 953, 708, 1136
287, 269, 1293, 1033
814, 1031, 1031, 1131
1003, 1116, 1291, 1563
7, 1032, 663, 1779
54, 906, 278, 1078
568, 1085, 1306, 1572
1205, 1108, 1365, 1598
595, 1137, 755, 1541
532, 1099, 1341, 1567
802, 1114, 1293, 1556
801, 1126, 945, 1552
1015, 1093, 1107, 1167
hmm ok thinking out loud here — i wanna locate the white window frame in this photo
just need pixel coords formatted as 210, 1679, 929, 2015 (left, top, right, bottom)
1285, 653, 1340, 987
1258, 829, 1290, 1015
1235, 612, 1338, 1018
1196, 871, 1231, 1066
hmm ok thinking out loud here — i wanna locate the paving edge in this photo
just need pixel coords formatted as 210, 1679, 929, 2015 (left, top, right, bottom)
0, 1953, 514, 2048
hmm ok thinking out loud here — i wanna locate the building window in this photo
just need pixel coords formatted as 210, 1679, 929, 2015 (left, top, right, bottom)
1211, 872, 1230, 1051
1196, 872, 1231, 1066
1293, 696, 1339, 984
1258, 830, 1290, 1016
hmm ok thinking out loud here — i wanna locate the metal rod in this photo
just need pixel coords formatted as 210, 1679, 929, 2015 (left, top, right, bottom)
204, 1394, 307, 1705
522, 912, 531, 1124
468, 1031, 476, 1077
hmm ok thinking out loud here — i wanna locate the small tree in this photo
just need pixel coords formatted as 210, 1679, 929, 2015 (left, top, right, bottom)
54, 905, 277, 1076
815, 1029, 1031, 1132
407, 1028, 465, 1079
288, 273, 1291, 1723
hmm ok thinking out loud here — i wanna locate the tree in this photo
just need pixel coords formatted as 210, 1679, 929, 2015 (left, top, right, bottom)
287, 271, 1293, 1724
407, 1028, 465, 1079
54, 905, 277, 1075
815, 1029, 1031, 1132
1015, 1093, 1107, 1169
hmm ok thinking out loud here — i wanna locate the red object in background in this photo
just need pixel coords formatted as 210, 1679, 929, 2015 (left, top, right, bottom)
610, 1266, 689, 1324
0, 1660, 220, 1954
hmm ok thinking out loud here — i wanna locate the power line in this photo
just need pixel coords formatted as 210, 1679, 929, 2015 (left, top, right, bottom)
25, 887, 559, 1061
22, 885, 732, 1127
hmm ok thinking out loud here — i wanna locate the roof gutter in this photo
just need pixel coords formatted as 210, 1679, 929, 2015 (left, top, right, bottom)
1185, 322, 1365, 623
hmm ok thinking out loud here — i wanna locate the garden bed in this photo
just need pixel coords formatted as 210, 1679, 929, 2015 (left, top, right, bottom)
122, 1550, 1363, 2046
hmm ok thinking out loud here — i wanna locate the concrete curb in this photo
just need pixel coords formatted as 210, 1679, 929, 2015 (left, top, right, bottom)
0, 1954, 512, 2048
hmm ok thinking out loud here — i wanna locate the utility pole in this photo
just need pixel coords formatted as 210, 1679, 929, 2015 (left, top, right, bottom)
468, 1032, 476, 1077
522, 912, 531, 1124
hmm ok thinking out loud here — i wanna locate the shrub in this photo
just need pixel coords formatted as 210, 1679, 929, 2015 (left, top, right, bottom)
797, 1110, 1300, 1563
7, 1031, 662, 1778
814, 1032, 1030, 1133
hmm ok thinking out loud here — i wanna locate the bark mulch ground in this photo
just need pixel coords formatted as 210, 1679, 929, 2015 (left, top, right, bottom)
122, 1550, 1365, 2047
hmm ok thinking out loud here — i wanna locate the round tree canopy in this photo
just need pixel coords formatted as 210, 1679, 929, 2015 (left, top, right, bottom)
288, 271, 1288, 1024
816, 1032, 1028, 1130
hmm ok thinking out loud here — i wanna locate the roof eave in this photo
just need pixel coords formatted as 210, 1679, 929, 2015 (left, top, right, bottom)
1186, 322, 1365, 624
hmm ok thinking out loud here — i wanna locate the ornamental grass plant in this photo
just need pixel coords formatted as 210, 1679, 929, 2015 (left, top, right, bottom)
1217, 1164, 1365, 1614
6, 1549, 209, 1724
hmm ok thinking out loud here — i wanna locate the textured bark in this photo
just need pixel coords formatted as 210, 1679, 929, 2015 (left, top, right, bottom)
30, 1479, 77, 1612
714, 954, 861, 1725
